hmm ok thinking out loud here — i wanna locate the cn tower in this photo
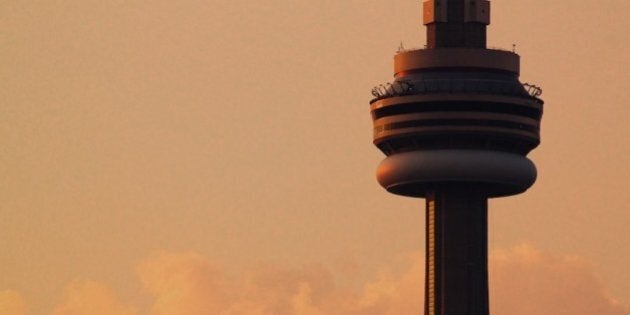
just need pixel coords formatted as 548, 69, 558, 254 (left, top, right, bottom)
369, 1, 543, 314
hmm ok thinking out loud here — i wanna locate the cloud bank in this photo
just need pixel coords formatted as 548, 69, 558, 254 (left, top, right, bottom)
490, 244, 627, 315
2, 245, 627, 315
0, 290, 29, 315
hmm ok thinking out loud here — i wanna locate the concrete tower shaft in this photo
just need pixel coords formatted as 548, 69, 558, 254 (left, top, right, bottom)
369, 1, 543, 314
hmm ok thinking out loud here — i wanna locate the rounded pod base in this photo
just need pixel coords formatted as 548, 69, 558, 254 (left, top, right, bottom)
376, 150, 536, 198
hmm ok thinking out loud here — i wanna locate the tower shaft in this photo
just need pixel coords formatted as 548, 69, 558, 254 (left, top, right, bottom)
425, 189, 488, 315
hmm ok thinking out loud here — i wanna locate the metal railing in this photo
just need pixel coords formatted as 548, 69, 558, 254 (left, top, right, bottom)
371, 79, 542, 102
522, 83, 543, 97
371, 81, 414, 99
396, 46, 515, 54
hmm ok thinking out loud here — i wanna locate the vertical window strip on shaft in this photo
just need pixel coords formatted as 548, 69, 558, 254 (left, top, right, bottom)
428, 199, 436, 315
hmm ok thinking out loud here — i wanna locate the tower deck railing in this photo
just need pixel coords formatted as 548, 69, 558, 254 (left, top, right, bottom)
396, 46, 514, 53
370, 79, 542, 102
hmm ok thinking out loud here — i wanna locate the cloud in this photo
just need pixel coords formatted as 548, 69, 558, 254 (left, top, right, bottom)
49, 280, 137, 315
5, 245, 628, 315
136, 251, 348, 314
136, 251, 232, 315
350, 252, 424, 315
0, 290, 30, 315
132, 246, 627, 315
490, 244, 628, 315
134, 251, 422, 315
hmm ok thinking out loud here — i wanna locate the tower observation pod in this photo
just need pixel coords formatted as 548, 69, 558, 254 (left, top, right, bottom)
369, 1, 543, 314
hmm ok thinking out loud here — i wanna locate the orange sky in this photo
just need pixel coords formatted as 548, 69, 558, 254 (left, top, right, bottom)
1, 1, 629, 314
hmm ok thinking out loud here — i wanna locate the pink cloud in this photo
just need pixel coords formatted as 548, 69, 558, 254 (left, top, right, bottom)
132, 246, 627, 314
0, 290, 30, 315
50, 280, 136, 315
4, 244, 628, 314
136, 251, 231, 315
490, 244, 628, 315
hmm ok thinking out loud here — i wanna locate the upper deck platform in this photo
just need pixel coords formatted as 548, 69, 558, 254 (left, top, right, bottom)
394, 48, 520, 77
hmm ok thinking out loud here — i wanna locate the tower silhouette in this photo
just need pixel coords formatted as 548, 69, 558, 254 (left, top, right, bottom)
369, 1, 543, 314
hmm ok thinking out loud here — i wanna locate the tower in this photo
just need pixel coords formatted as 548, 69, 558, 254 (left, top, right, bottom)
369, 1, 543, 314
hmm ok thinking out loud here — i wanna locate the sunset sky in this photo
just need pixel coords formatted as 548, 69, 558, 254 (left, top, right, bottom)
2, 1, 629, 314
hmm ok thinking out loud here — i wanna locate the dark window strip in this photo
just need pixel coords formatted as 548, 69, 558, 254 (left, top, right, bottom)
372, 101, 542, 120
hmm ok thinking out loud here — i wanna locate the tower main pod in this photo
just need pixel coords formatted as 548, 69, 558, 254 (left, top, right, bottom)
369, 1, 543, 314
